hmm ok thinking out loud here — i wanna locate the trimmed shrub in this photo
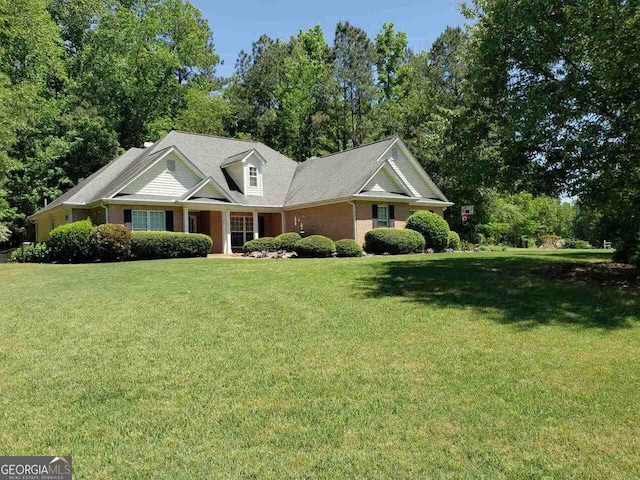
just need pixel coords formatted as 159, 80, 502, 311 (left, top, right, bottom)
335, 239, 363, 257
460, 240, 475, 251
563, 238, 593, 249
10, 243, 49, 263
131, 231, 212, 259
275, 232, 302, 251
48, 219, 95, 263
243, 237, 278, 253
405, 211, 450, 252
364, 228, 425, 255
89, 224, 132, 261
294, 235, 336, 258
448, 231, 461, 250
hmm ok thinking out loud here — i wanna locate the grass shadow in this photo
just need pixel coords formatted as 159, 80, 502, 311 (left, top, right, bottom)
357, 254, 639, 330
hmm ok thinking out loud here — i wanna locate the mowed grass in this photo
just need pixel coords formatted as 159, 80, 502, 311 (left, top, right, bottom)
1, 250, 639, 478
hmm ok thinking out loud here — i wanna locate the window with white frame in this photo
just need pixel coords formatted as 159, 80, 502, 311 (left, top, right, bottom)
167, 159, 176, 172
376, 205, 389, 227
230, 215, 254, 248
132, 210, 165, 231
249, 166, 258, 187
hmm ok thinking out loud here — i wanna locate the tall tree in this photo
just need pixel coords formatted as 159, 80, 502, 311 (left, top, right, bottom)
333, 21, 376, 148
275, 26, 334, 160
0, 0, 67, 238
226, 35, 290, 147
374, 22, 408, 101
465, 0, 640, 254
76, 0, 219, 148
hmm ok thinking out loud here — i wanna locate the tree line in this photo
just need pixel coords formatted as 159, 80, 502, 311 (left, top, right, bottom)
0, 0, 638, 257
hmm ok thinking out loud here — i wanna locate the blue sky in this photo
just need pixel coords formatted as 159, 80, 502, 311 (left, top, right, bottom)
191, 0, 467, 78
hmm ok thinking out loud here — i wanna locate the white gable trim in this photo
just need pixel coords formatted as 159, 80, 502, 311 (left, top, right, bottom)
392, 138, 450, 203
357, 160, 414, 197
182, 176, 233, 202
108, 146, 208, 199
222, 149, 267, 168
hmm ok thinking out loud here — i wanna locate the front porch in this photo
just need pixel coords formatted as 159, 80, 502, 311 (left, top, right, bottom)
181, 208, 285, 254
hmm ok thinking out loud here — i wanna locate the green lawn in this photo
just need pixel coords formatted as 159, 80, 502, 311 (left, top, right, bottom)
1, 250, 639, 478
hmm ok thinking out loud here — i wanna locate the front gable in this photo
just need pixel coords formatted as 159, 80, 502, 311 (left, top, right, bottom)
120, 151, 202, 197
382, 139, 449, 201
361, 163, 411, 196
183, 177, 230, 201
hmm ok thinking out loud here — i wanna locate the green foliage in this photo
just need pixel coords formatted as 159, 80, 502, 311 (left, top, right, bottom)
374, 23, 407, 100
76, 0, 219, 148
474, 192, 577, 246
174, 86, 230, 137
448, 231, 461, 250
275, 232, 302, 252
466, 0, 640, 255
48, 219, 94, 263
335, 238, 363, 257
364, 228, 425, 255
10, 242, 49, 263
564, 239, 593, 250
294, 235, 336, 258
243, 237, 278, 253
0, 223, 10, 243
132, 231, 212, 259
131, 231, 212, 260
460, 240, 475, 251
406, 211, 450, 252
89, 223, 132, 262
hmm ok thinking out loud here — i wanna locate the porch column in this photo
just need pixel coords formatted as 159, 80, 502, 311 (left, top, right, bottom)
252, 211, 259, 239
224, 211, 232, 254
182, 207, 189, 233
280, 212, 286, 233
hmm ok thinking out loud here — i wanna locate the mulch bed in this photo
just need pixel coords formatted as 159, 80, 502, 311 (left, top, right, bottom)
544, 262, 640, 288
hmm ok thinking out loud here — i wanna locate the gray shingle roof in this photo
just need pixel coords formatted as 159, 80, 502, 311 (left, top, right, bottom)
284, 137, 397, 206
32, 131, 447, 217
34, 147, 146, 215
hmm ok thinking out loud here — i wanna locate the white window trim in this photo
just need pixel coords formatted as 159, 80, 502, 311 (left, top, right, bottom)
132, 210, 166, 231
230, 215, 254, 247
376, 204, 390, 228
249, 166, 258, 187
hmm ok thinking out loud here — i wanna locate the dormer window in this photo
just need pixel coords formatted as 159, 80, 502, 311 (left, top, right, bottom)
249, 166, 258, 187
167, 159, 176, 172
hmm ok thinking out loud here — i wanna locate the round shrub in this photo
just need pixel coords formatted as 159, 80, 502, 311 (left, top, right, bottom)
48, 219, 95, 263
131, 232, 212, 259
364, 228, 425, 255
243, 237, 278, 253
406, 211, 450, 252
10, 243, 49, 263
447, 231, 461, 250
563, 238, 593, 249
275, 232, 302, 252
335, 239, 363, 257
89, 224, 132, 261
294, 235, 336, 258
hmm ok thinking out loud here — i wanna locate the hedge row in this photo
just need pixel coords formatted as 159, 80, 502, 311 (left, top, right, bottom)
14, 220, 212, 263
242, 234, 365, 258
131, 231, 212, 259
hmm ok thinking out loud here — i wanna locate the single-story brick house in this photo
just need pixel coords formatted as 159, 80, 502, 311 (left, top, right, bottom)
29, 131, 453, 253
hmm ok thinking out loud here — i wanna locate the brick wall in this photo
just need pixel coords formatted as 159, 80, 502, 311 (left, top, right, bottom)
285, 202, 354, 241
108, 205, 185, 232
208, 211, 223, 253
354, 201, 445, 245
